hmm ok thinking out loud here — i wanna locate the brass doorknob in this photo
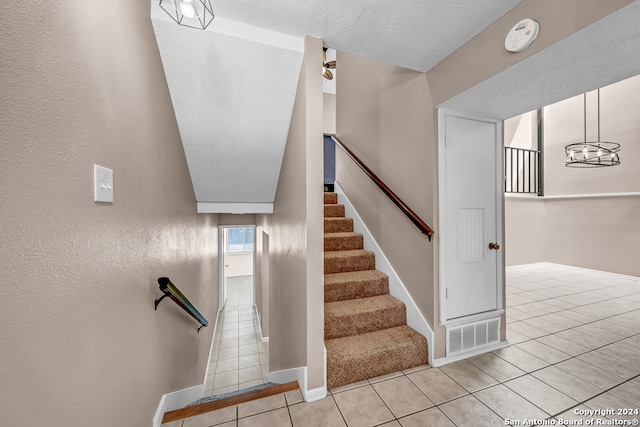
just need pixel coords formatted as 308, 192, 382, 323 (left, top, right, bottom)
488, 242, 500, 250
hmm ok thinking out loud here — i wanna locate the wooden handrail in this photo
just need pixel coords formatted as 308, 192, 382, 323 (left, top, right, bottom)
329, 135, 434, 241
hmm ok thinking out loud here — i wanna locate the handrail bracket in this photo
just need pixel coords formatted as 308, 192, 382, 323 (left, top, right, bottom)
155, 277, 209, 332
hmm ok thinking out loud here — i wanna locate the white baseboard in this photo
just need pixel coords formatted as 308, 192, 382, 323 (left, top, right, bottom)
430, 340, 508, 367
267, 365, 327, 403
153, 384, 205, 427
204, 309, 223, 380
304, 385, 328, 402
334, 183, 435, 364
155, 309, 220, 427
268, 366, 305, 390
253, 305, 270, 343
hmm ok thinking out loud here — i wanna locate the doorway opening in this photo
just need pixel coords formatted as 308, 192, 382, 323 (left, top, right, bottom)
220, 226, 256, 311
204, 225, 270, 397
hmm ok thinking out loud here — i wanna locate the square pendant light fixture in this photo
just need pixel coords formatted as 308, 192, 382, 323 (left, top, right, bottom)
159, 0, 214, 30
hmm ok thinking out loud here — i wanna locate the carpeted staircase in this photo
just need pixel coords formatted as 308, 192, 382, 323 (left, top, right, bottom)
324, 192, 428, 390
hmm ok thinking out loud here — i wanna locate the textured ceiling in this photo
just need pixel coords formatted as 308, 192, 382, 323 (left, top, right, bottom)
441, 1, 640, 119
213, 0, 523, 72
152, 9, 303, 209
151, 0, 525, 211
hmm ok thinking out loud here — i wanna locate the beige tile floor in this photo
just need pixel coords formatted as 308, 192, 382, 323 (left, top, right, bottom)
165, 263, 640, 427
204, 276, 269, 397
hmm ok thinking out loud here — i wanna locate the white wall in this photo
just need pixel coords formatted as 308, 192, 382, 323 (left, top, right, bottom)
225, 252, 254, 277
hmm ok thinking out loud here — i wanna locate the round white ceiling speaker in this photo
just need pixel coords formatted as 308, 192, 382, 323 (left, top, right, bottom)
505, 18, 539, 53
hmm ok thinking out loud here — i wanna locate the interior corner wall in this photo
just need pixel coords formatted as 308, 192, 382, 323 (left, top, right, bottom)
505, 198, 547, 266
255, 36, 324, 390
0, 2, 219, 427
334, 51, 441, 357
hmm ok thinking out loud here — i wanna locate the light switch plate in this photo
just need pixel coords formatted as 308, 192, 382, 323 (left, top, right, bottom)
94, 164, 114, 203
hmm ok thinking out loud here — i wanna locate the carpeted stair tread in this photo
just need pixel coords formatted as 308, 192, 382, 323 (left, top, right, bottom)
325, 295, 406, 339
324, 270, 389, 302
324, 249, 375, 274
324, 204, 346, 218
324, 217, 354, 233
324, 192, 338, 204
324, 232, 364, 251
322, 192, 428, 390
326, 325, 428, 389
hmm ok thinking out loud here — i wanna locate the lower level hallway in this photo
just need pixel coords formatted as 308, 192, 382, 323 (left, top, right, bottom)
165, 263, 640, 426
204, 276, 269, 397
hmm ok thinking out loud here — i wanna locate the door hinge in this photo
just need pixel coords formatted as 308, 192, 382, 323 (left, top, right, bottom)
445, 137, 450, 148
445, 288, 448, 299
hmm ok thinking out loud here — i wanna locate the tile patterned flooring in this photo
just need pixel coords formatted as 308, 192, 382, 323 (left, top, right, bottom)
166, 263, 640, 427
204, 276, 269, 397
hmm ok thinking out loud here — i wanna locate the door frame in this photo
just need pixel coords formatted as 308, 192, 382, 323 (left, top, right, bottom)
218, 225, 257, 313
437, 108, 504, 326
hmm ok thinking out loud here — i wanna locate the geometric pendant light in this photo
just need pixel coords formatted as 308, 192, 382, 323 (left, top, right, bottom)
565, 89, 621, 167
159, 0, 214, 30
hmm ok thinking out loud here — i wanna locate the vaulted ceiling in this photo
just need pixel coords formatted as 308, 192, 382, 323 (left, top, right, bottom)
150, 0, 525, 212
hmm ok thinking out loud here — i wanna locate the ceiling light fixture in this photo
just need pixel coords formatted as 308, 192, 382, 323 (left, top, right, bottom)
159, 0, 214, 30
564, 89, 621, 168
322, 48, 336, 80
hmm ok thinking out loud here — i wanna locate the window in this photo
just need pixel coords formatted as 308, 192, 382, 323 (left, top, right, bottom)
227, 227, 254, 252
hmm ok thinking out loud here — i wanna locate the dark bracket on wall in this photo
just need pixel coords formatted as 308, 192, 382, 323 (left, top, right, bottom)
155, 277, 209, 332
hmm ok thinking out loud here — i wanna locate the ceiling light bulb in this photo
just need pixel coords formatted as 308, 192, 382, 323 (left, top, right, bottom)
179, 0, 197, 18
569, 150, 575, 159
582, 146, 588, 159
597, 148, 603, 158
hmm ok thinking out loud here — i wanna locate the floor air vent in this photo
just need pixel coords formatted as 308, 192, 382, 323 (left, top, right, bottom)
446, 318, 500, 356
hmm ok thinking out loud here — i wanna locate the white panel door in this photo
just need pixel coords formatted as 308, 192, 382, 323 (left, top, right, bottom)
444, 115, 499, 320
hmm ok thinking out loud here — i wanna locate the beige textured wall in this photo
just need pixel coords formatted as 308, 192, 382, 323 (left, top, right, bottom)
546, 197, 640, 276
427, 0, 632, 105
335, 52, 440, 356
0, 2, 219, 426
323, 93, 336, 134
304, 37, 325, 391
256, 36, 324, 389
219, 214, 257, 226
505, 198, 547, 266
256, 231, 270, 338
